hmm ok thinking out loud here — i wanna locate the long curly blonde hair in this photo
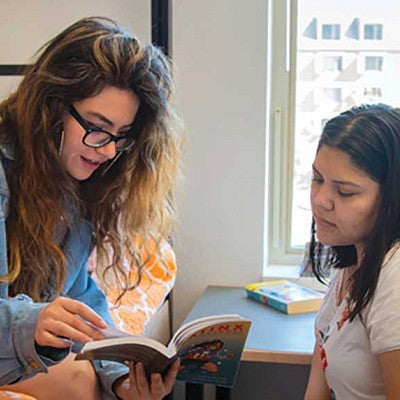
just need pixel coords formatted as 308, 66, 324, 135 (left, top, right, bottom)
0, 17, 183, 302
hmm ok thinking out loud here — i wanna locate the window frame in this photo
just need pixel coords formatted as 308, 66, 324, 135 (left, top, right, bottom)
268, 0, 303, 267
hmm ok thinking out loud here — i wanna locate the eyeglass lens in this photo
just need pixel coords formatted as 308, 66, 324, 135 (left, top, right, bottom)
70, 106, 135, 151
83, 131, 134, 151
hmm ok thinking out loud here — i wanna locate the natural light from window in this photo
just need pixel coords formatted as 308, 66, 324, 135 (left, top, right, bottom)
290, 0, 400, 248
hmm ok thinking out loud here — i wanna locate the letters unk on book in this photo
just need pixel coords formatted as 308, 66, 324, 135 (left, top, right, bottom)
75, 314, 251, 388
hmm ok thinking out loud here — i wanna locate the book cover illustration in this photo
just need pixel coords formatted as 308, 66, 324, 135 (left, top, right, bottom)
175, 319, 251, 387
245, 280, 324, 314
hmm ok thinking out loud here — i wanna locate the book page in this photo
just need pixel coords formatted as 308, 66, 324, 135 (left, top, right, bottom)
78, 336, 173, 357
76, 338, 173, 374
100, 325, 134, 339
170, 314, 243, 349
81, 318, 133, 339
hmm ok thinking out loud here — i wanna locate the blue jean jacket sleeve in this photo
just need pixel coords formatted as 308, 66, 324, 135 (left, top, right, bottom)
0, 295, 64, 386
0, 157, 128, 398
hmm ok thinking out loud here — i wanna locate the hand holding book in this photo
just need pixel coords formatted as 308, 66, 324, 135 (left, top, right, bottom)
113, 358, 180, 400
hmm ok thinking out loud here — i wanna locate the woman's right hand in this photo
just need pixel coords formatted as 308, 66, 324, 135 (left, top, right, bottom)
34, 297, 107, 348
115, 359, 180, 400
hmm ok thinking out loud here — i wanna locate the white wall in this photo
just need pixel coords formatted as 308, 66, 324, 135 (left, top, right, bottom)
0, 0, 150, 99
0, 0, 150, 63
172, 0, 270, 326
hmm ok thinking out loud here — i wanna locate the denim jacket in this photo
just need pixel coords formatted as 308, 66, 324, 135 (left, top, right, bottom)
0, 146, 128, 399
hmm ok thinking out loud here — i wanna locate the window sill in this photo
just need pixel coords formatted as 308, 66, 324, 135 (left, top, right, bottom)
264, 264, 327, 292
264, 264, 302, 279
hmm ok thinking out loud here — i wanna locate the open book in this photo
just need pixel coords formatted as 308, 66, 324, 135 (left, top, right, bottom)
76, 314, 251, 388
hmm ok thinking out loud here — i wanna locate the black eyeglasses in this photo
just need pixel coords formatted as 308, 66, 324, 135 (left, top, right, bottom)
69, 105, 136, 152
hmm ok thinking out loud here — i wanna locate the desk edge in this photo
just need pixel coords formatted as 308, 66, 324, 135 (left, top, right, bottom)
242, 349, 312, 365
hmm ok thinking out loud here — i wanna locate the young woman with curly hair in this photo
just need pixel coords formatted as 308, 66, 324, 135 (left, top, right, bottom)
0, 16, 183, 400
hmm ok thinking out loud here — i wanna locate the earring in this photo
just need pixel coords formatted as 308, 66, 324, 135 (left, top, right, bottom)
59, 130, 65, 156
101, 152, 122, 176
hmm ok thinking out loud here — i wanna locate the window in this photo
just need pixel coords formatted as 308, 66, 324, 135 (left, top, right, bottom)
268, 0, 400, 269
346, 18, 360, 39
365, 56, 383, 71
364, 24, 383, 40
323, 56, 343, 72
322, 24, 341, 40
303, 17, 317, 39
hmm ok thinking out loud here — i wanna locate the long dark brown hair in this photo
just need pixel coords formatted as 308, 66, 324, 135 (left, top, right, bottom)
0, 17, 183, 301
308, 104, 400, 320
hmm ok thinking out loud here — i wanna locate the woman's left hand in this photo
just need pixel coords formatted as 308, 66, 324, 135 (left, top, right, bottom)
115, 359, 180, 400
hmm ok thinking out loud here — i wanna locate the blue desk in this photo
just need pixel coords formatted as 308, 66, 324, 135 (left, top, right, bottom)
183, 285, 317, 399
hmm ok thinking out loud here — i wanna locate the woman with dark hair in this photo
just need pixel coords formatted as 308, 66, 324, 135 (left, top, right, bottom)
304, 104, 400, 399
0, 17, 182, 399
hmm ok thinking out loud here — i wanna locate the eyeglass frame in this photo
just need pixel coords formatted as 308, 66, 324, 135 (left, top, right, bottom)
68, 105, 137, 151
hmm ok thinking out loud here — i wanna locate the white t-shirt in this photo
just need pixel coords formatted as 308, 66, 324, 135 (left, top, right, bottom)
315, 244, 400, 399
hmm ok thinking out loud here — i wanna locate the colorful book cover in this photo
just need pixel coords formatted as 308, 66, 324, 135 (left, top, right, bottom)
245, 280, 324, 314
175, 319, 251, 387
